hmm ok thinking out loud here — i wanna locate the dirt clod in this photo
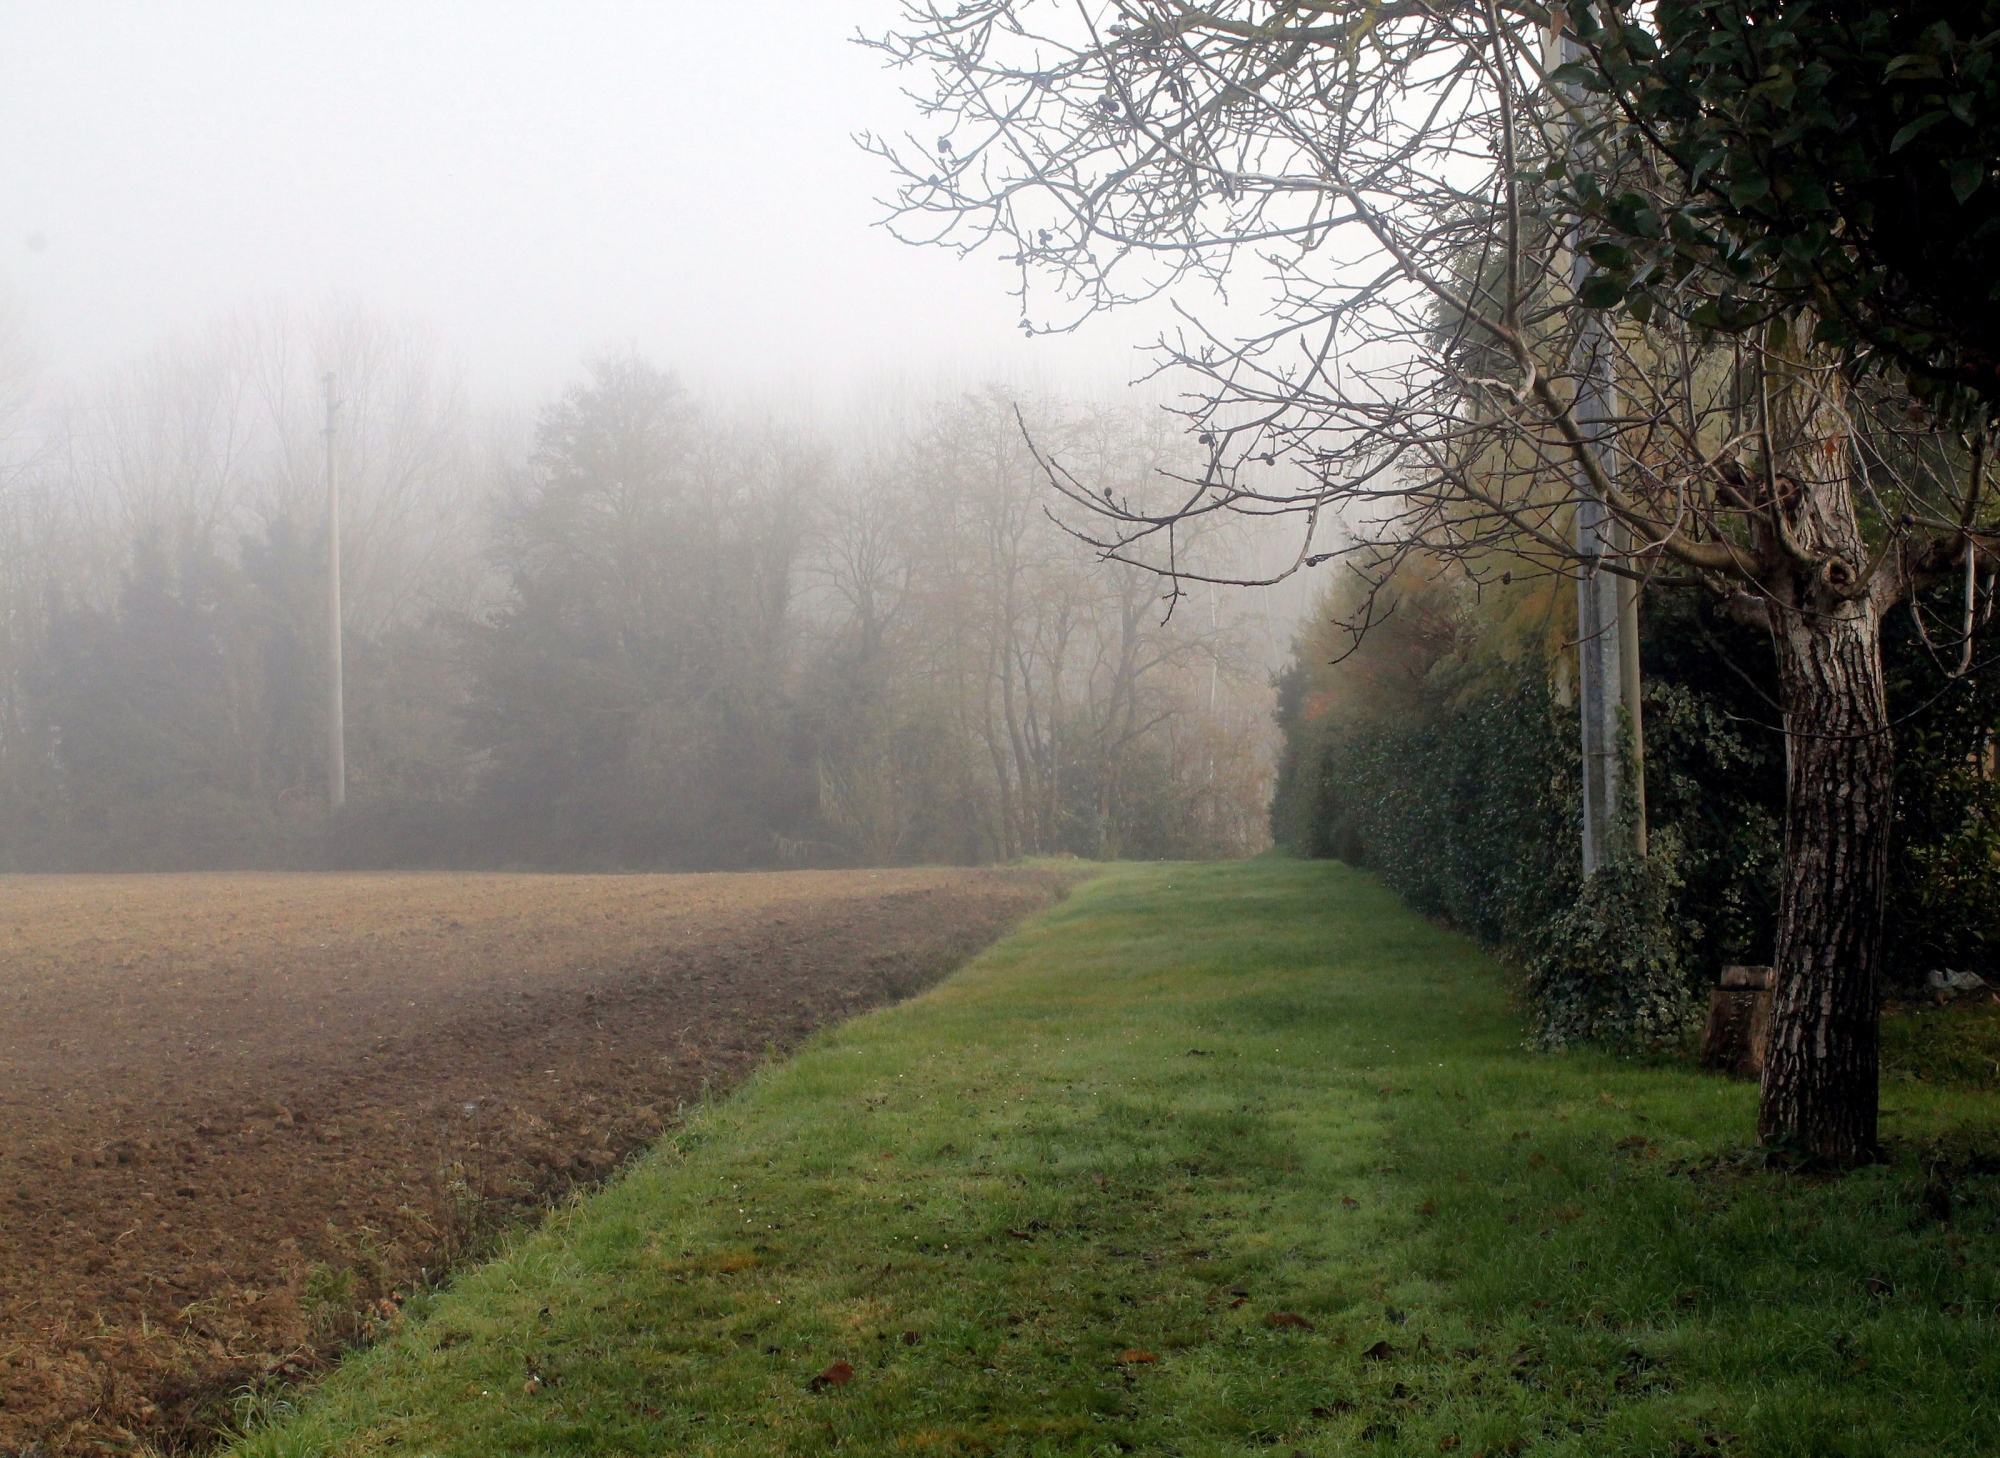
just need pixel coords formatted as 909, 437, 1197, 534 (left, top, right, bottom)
810, 1360, 855, 1391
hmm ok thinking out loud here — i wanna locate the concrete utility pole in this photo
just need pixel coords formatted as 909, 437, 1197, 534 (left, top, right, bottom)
324, 372, 346, 812
1558, 22, 1646, 873
1571, 355, 1646, 871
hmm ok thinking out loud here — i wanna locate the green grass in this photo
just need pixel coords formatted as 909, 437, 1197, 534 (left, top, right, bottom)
229, 861, 2000, 1457
1883, 996, 2000, 1091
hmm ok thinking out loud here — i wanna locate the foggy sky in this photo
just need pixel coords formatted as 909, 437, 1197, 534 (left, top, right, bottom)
0, 3, 1169, 408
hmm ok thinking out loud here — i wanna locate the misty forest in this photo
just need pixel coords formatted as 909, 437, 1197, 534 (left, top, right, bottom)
0, 310, 1271, 873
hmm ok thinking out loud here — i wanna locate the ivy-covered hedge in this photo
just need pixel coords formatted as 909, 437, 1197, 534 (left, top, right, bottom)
1274, 641, 1774, 1045
1273, 582, 1997, 1045
1272, 665, 1580, 949
1882, 588, 2000, 987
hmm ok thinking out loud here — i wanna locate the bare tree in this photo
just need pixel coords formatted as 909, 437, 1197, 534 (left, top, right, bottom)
36, 300, 478, 632
806, 389, 1270, 862
1, 302, 485, 828
866, 1, 1996, 1164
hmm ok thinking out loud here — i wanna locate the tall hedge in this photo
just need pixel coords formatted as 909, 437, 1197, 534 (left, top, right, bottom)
1273, 581, 1996, 1043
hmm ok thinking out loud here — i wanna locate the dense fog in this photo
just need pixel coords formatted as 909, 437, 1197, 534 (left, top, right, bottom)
0, 303, 1277, 870
0, 8, 1307, 872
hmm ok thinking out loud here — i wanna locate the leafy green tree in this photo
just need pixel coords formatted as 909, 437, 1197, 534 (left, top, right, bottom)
1566, 0, 2000, 403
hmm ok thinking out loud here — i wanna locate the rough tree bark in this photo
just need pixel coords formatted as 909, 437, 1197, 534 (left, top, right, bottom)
1762, 589, 1893, 1162
1752, 347, 1894, 1165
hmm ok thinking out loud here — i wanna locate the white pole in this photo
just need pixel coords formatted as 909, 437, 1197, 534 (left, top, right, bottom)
1558, 23, 1644, 873
324, 372, 346, 812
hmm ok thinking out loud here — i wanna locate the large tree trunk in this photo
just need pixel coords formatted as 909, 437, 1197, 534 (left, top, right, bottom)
1760, 591, 1893, 1165
1755, 336, 1894, 1166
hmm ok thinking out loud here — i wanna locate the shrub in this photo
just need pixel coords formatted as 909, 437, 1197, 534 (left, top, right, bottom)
1521, 836, 1699, 1049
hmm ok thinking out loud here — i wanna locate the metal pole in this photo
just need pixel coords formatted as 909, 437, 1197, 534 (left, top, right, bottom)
1207, 590, 1218, 717
1559, 22, 1644, 874
324, 372, 346, 812
1618, 566, 1647, 857
1571, 343, 1625, 874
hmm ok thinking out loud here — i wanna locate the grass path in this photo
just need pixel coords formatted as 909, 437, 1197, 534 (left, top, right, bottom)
232, 861, 1999, 1457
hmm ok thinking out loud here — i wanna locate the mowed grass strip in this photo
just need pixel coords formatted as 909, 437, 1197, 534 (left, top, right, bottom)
231, 861, 2000, 1457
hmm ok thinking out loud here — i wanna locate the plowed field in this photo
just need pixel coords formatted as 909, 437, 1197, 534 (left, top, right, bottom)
0, 867, 1069, 1454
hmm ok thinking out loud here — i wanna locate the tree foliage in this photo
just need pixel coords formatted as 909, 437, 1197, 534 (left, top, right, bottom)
463, 355, 813, 867
1566, 0, 2000, 403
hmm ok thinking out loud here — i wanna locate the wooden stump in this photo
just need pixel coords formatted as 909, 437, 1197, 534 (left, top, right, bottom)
1701, 965, 1774, 1080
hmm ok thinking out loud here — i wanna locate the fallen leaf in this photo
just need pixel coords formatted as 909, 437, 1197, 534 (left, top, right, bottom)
1265, 1311, 1315, 1330
1006, 1228, 1034, 1241
1616, 1134, 1650, 1151
810, 1360, 854, 1391
1440, 1437, 1462, 1451
1416, 1201, 1436, 1216
1090, 1171, 1107, 1188
1340, 1196, 1360, 1210
522, 1377, 542, 1395
1115, 1349, 1158, 1365
1864, 1276, 1893, 1298
1311, 1400, 1357, 1417
1362, 1339, 1396, 1360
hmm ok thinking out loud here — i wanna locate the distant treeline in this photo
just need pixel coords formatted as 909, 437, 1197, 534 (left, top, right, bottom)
0, 310, 1270, 870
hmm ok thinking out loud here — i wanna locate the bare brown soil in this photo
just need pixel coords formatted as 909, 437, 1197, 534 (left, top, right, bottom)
0, 867, 1069, 1454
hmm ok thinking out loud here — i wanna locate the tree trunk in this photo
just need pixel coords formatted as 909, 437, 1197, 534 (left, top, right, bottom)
1759, 592, 1892, 1164
1753, 334, 1893, 1165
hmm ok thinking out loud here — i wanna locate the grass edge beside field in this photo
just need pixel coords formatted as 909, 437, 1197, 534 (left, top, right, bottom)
226, 860, 2000, 1458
